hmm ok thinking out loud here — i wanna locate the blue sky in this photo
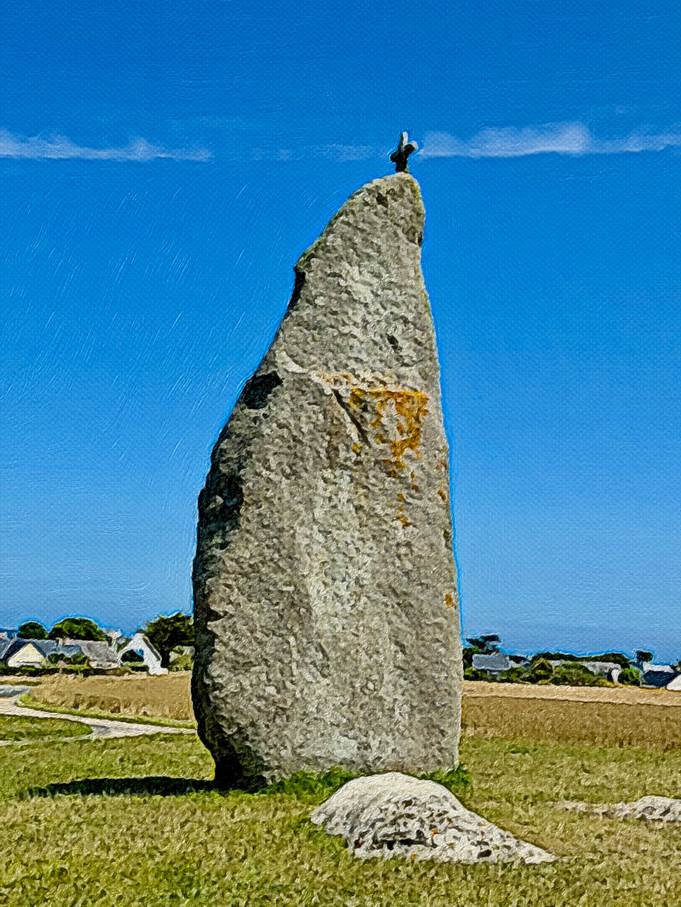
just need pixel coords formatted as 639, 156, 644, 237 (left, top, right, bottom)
1, 1, 680, 660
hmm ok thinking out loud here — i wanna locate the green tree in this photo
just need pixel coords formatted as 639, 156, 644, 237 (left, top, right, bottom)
463, 666, 488, 681
591, 652, 632, 669
635, 650, 653, 664
17, 621, 48, 639
527, 658, 554, 683
618, 666, 641, 686
551, 663, 606, 686
49, 617, 106, 641
168, 650, 194, 672
532, 651, 578, 663
142, 612, 194, 667
47, 651, 89, 667
465, 634, 501, 655
499, 666, 530, 684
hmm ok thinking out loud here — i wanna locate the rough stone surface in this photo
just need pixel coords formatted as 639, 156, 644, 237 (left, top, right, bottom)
560, 796, 681, 822
311, 773, 555, 864
192, 173, 462, 787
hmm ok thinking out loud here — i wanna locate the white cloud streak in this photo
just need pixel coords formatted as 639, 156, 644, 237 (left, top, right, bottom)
0, 131, 212, 161
421, 122, 681, 158
4, 123, 679, 164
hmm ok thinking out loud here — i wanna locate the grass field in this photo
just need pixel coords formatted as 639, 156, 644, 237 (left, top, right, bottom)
1, 724, 679, 905
0, 715, 90, 742
0, 678, 679, 905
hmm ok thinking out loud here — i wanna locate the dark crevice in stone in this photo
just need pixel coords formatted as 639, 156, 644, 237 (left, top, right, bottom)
241, 372, 283, 410
331, 388, 372, 447
386, 333, 400, 352
286, 266, 306, 312
196, 470, 244, 543
383, 836, 428, 849
214, 473, 244, 530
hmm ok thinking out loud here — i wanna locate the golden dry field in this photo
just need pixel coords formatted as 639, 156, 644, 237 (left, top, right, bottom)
465, 680, 681, 706
25, 674, 681, 750
30, 672, 194, 722
463, 694, 681, 750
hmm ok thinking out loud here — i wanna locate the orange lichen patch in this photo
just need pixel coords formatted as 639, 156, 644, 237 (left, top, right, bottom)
444, 592, 455, 609
351, 441, 362, 455
437, 485, 448, 502
395, 491, 414, 527
396, 510, 413, 527
348, 385, 429, 474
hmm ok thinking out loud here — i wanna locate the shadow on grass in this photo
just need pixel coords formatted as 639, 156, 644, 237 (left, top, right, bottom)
27, 775, 218, 798
27, 764, 471, 801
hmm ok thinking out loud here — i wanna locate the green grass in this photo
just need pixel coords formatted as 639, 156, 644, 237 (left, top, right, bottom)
0, 715, 90, 742
261, 764, 470, 801
18, 693, 195, 729
0, 730, 678, 906
0, 677, 42, 686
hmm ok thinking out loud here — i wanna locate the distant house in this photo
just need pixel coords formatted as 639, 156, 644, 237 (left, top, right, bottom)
0, 628, 19, 640
63, 640, 121, 670
579, 661, 623, 683
546, 659, 622, 683
471, 653, 514, 675
666, 674, 681, 692
3, 639, 46, 668
0, 632, 170, 674
117, 632, 166, 675
640, 663, 678, 689
0, 639, 83, 669
0, 639, 14, 662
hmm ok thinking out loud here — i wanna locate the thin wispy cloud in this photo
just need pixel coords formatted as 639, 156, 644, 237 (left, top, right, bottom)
421, 122, 681, 159
0, 131, 212, 161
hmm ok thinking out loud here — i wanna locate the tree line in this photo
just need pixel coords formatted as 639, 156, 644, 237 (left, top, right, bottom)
15, 612, 194, 668
463, 634, 679, 687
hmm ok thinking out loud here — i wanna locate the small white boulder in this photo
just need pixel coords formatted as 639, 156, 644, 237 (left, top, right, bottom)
311, 772, 554, 864
560, 795, 681, 823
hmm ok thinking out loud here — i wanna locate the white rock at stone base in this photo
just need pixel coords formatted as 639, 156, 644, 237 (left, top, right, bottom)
311, 772, 555, 865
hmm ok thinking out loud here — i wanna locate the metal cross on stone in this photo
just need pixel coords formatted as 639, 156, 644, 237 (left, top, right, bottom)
390, 131, 418, 173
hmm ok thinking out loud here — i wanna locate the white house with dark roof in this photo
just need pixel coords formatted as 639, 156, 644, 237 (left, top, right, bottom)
578, 661, 623, 683
62, 640, 121, 670
0, 639, 84, 668
117, 632, 166, 675
640, 663, 679, 689
471, 653, 514, 675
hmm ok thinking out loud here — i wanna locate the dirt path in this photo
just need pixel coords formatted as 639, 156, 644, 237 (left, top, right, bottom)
0, 685, 194, 744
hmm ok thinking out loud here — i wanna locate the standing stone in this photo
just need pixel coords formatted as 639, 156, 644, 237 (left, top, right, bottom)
192, 172, 462, 788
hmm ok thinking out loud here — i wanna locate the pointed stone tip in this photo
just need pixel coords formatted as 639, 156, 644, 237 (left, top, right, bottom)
297, 172, 425, 271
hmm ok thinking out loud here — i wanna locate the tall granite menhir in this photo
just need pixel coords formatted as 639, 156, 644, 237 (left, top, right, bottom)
193, 172, 463, 788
